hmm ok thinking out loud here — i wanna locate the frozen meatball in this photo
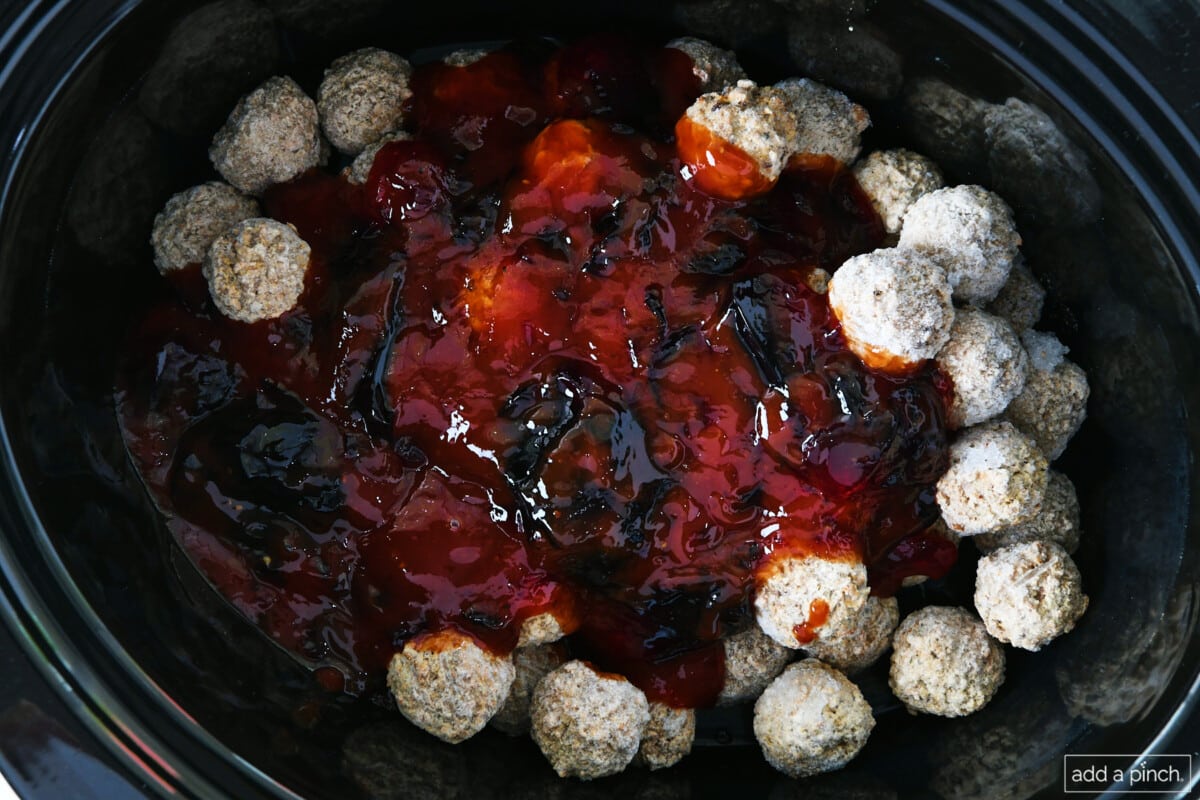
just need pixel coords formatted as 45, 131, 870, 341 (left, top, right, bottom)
210, 76, 322, 195
683, 80, 801, 187
975, 541, 1088, 651
345, 130, 412, 186
936, 308, 1029, 428
827, 247, 955, 371
717, 626, 794, 705
490, 643, 566, 736
665, 37, 745, 93
889, 606, 1004, 717
753, 659, 875, 778
983, 98, 1101, 228
775, 77, 870, 165
517, 612, 566, 647
203, 218, 311, 322
902, 78, 989, 173
852, 149, 944, 234
899, 185, 1022, 305
317, 48, 413, 155
786, 19, 902, 101
387, 630, 516, 744
443, 48, 490, 67
530, 661, 650, 780
986, 258, 1045, 332
1005, 330, 1090, 460
803, 595, 899, 674
936, 420, 1048, 534
974, 470, 1081, 554
634, 703, 696, 770
151, 182, 259, 272
754, 554, 870, 650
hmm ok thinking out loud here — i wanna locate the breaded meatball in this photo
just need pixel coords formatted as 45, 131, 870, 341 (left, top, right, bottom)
974, 470, 1081, 554
827, 247, 955, 371
936, 308, 1029, 428
443, 48, 490, 67
902, 78, 988, 174
753, 659, 875, 777
634, 703, 695, 770
684, 80, 801, 184
754, 554, 870, 650
986, 258, 1045, 332
785, 19, 902, 101
888, 606, 1004, 717
530, 661, 650, 780
983, 98, 1101, 228
975, 541, 1088, 651
151, 182, 259, 272
936, 420, 1048, 534
1005, 330, 1089, 460
317, 48, 413, 155
345, 130, 412, 186
717, 626, 794, 705
851, 149, 944, 234
775, 77, 870, 165
203, 218, 311, 322
517, 612, 566, 647
802, 596, 898, 674
665, 37, 746, 93
387, 630, 516, 744
899, 185, 1022, 305
210, 76, 322, 195
490, 643, 566, 736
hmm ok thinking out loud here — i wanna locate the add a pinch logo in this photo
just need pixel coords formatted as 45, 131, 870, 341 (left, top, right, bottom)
1064, 754, 1193, 794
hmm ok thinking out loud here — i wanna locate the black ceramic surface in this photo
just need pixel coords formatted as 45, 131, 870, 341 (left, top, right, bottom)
0, 1, 1197, 798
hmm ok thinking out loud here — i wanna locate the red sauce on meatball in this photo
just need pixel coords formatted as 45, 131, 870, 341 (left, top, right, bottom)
116, 37, 953, 709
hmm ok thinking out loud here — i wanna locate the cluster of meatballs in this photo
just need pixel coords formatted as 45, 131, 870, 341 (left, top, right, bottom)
147, 34, 1092, 784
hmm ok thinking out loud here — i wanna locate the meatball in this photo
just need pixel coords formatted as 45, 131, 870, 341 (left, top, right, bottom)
936, 308, 1029, 428
899, 185, 1021, 305
209, 76, 322, 195
753, 659, 875, 778
634, 703, 696, 770
530, 661, 651, 780
974, 470, 1081, 554
827, 247, 955, 371
902, 78, 988, 174
203, 218, 311, 322
785, 18, 902, 101
775, 77, 870, 165
673, 0, 782, 48
150, 182, 259, 272
986, 258, 1045, 332
851, 149, 944, 234
802, 596, 899, 674
490, 643, 566, 736
975, 541, 1088, 651
1005, 330, 1090, 460
888, 606, 1005, 717
665, 37, 746, 92
754, 554, 870, 650
983, 98, 1101, 228
683, 80, 801, 185
345, 130, 412, 186
387, 630, 516, 744
443, 48, 490, 67
317, 48, 413, 155
936, 420, 1048, 535
517, 612, 566, 647
718, 626, 794, 705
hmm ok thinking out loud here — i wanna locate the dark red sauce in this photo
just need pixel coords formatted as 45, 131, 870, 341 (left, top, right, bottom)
116, 37, 953, 709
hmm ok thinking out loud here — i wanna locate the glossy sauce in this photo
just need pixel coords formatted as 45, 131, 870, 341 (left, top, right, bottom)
117, 37, 953, 709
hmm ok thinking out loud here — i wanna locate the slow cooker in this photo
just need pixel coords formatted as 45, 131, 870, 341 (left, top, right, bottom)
0, 0, 1197, 797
